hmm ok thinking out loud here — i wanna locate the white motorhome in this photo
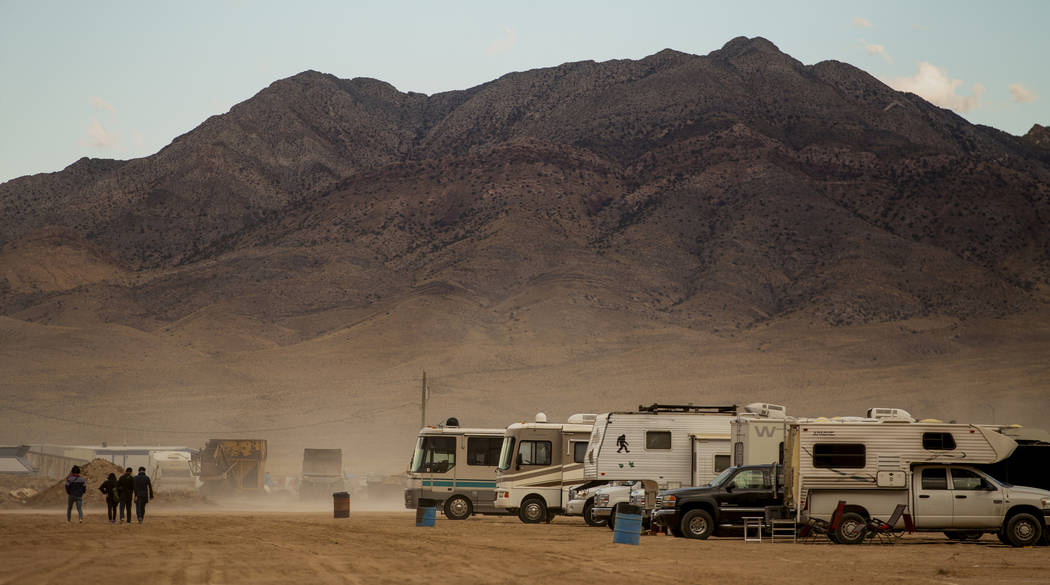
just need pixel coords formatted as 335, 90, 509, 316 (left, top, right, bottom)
404, 419, 507, 520
731, 402, 789, 466
583, 404, 739, 525
784, 413, 1050, 546
494, 413, 595, 523
148, 450, 197, 492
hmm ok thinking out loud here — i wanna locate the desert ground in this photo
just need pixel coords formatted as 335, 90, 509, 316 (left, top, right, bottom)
1, 509, 1047, 585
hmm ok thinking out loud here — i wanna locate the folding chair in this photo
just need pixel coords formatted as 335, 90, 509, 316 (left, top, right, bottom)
865, 504, 907, 544
799, 500, 845, 543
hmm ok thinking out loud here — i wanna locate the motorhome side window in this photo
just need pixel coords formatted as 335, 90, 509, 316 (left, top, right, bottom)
812, 443, 865, 468
412, 436, 456, 473
517, 441, 552, 465
467, 437, 503, 466
645, 431, 672, 449
921, 467, 948, 490
922, 432, 957, 451
572, 441, 587, 463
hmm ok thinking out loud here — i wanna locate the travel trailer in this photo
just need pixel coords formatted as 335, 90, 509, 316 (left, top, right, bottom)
783, 414, 1050, 546
494, 413, 595, 523
583, 404, 740, 525
404, 419, 506, 520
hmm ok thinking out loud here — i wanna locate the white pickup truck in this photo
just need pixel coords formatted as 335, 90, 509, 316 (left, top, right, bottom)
806, 464, 1050, 546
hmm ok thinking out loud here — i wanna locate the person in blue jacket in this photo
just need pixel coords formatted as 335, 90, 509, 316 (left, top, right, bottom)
64, 465, 87, 523
133, 466, 155, 523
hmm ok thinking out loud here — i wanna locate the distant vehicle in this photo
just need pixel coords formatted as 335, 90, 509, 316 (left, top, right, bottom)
783, 416, 1050, 547
495, 413, 595, 523
194, 439, 267, 494
300, 448, 344, 500
404, 418, 507, 520
148, 450, 197, 492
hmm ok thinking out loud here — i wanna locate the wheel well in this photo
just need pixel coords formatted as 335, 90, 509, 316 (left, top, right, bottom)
679, 501, 716, 521
521, 493, 546, 505
842, 505, 870, 521
1004, 505, 1043, 522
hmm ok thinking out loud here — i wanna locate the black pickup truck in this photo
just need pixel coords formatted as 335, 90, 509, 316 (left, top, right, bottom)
652, 464, 781, 538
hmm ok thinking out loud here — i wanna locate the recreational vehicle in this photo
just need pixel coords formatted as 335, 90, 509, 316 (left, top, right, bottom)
583, 404, 738, 525
731, 402, 788, 466
783, 413, 1050, 546
494, 413, 595, 523
404, 419, 507, 520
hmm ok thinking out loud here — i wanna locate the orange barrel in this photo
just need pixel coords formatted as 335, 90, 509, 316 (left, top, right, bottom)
332, 492, 350, 518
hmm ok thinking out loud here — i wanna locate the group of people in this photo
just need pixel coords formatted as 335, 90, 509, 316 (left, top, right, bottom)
64, 465, 155, 523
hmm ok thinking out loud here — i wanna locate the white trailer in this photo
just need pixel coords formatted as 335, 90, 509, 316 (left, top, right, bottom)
148, 450, 197, 492
404, 420, 507, 520
494, 413, 595, 523
731, 403, 789, 466
783, 416, 1050, 546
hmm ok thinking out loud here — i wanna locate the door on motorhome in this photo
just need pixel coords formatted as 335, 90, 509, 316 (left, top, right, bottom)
693, 439, 731, 486
949, 468, 1003, 528
913, 466, 954, 528
411, 435, 458, 494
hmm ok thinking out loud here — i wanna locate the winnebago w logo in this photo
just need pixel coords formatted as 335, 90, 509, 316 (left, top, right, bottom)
755, 426, 778, 437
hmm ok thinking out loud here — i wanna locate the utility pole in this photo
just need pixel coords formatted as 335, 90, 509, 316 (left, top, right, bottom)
420, 370, 429, 428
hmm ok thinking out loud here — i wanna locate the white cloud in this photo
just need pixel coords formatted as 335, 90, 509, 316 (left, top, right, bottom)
89, 96, 115, 113
486, 26, 517, 55
888, 62, 985, 113
854, 17, 872, 28
1009, 83, 1037, 104
862, 40, 892, 63
83, 118, 119, 149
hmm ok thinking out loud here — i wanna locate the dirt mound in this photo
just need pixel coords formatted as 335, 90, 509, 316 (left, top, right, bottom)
26, 459, 124, 508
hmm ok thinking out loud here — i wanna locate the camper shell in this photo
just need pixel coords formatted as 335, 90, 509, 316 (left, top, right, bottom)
730, 402, 789, 467
404, 421, 507, 520
494, 413, 595, 523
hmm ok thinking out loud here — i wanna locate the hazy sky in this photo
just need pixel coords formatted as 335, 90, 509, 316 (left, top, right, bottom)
1, 0, 1046, 184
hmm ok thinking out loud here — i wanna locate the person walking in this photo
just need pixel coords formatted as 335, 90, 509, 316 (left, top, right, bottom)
99, 472, 119, 523
117, 467, 135, 524
133, 466, 154, 524
64, 465, 87, 523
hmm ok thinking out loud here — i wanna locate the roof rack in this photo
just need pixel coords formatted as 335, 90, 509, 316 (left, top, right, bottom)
637, 404, 737, 414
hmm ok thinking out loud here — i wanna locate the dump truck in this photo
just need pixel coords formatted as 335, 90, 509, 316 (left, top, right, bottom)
300, 448, 344, 500
194, 439, 267, 494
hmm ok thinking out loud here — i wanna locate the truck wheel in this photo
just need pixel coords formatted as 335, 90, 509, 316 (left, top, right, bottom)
1004, 513, 1042, 547
835, 512, 868, 545
443, 495, 472, 520
680, 509, 714, 539
583, 499, 607, 527
518, 496, 547, 524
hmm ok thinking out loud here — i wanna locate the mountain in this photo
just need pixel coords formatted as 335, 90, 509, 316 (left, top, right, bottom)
1, 37, 1048, 473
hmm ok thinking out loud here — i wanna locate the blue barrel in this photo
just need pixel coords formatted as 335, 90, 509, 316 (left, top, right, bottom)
613, 503, 642, 545
416, 498, 437, 527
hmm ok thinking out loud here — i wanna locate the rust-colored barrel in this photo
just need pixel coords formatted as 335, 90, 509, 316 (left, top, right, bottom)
332, 492, 350, 518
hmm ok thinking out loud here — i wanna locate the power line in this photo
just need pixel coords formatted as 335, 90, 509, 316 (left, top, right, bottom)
2, 402, 416, 435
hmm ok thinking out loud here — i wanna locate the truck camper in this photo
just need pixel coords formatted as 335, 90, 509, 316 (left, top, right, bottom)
731, 402, 789, 466
494, 413, 595, 523
783, 414, 1050, 546
404, 418, 506, 520
583, 404, 752, 526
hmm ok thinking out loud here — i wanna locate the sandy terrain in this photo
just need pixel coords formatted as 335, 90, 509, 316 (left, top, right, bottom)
1, 511, 1047, 585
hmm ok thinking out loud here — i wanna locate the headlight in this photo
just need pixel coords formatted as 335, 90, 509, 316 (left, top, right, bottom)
661, 495, 676, 508
1041, 498, 1050, 509
629, 493, 644, 505
596, 494, 609, 506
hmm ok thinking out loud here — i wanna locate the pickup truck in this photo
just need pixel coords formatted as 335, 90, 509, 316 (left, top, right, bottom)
652, 465, 779, 538
804, 464, 1050, 547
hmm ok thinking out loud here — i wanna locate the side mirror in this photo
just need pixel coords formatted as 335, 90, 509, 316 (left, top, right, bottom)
725, 484, 734, 493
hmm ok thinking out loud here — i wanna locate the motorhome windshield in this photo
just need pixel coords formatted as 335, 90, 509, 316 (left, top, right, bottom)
410, 436, 457, 473
498, 436, 516, 470
708, 467, 736, 487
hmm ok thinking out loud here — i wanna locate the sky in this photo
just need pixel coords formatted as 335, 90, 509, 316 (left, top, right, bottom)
0, 0, 1047, 184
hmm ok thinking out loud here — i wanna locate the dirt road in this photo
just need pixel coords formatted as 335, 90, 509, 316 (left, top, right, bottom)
1, 511, 1046, 585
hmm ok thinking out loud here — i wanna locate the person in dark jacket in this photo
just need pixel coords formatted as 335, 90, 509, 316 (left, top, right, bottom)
98, 472, 119, 523
117, 467, 135, 524
64, 465, 87, 523
133, 466, 154, 523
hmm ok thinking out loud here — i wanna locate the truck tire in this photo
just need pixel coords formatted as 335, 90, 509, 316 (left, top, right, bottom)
835, 512, 868, 545
680, 509, 714, 539
583, 499, 607, 527
518, 496, 547, 524
1004, 513, 1042, 547
443, 495, 472, 520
